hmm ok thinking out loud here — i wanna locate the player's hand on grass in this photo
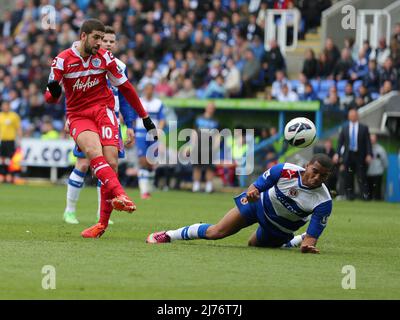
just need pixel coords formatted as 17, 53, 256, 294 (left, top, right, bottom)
300, 234, 319, 254
246, 184, 260, 202
124, 128, 135, 148
143, 116, 158, 141
300, 245, 320, 254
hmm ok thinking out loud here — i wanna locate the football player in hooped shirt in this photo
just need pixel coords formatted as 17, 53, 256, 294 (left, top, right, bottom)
45, 19, 157, 238
147, 154, 333, 254
62, 26, 136, 226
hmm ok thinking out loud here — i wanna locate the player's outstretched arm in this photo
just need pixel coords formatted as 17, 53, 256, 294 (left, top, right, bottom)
118, 81, 158, 140
300, 234, 320, 254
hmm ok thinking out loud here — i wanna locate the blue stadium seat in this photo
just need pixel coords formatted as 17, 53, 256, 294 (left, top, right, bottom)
317, 91, 328, 101
337, 80, 348, 92
196, 88, 206, 99
310, 80, 320, 93
353, 80, 362, 93
371, 92, 380, 100
290, 80, 300, 91
320, 79, 335, 93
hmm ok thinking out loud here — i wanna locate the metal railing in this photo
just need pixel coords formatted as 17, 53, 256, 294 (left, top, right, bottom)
264, 9, 300, 55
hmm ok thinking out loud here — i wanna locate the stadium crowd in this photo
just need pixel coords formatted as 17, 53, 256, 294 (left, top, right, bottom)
0, 0, 335, 137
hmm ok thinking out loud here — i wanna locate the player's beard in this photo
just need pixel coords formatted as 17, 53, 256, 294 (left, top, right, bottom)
84, 40, 98, 55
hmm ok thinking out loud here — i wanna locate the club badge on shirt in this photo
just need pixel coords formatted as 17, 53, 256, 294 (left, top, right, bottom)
288, 187, 299, 198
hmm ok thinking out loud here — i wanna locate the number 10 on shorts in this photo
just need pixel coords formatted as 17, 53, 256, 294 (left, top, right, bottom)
102, 126, 112, 140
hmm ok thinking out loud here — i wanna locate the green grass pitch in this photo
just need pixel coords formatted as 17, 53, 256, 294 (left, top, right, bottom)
0, 184, 399, 299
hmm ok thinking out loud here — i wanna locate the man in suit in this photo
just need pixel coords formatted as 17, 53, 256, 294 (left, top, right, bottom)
333, 109, 372, 200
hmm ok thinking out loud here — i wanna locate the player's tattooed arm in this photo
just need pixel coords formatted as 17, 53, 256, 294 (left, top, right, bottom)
300, 234, 320, 254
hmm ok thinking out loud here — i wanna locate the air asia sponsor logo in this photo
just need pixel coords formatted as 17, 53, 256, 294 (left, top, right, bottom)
68, 63, 80, 67
72, 77, 99, 92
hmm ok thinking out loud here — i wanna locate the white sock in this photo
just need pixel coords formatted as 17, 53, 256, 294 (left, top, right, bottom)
139, 169, 154, 195
192, 181, 201, 192
205, 181, 213, 193
166, 223, 212, 241
282, 233, 306, 248
65, 169, 86, 213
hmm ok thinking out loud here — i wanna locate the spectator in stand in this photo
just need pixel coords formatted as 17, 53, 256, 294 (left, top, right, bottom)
154, 76, 175, 98
390, 38, 400, 70
380, 80, 393, 95
355, 84, 372, 109
317, 51, 332, 79
323, 85, 340, 111
370, 38, 391, 67
271, 70, 290, 99
204, 75, 226, 98
350, 48, 369, 81
367, 134, 388, 201
344, 37, 358, 62
295, 72, 308, 96
175, 78, 197, 99
363, 59, 380, 94
362, 40, 372, 61
323, 37, 341, 76
262, 39, 286, 85
340, 82, 356, 112
302, 48, 318, 79
277, 83, 299, 102
241, 49, 261, 97
224, 58, 241, 97
299, 82, 318, 101
392, 22, 400, 44
333, 48, 354, 81
379, 57, 398, 89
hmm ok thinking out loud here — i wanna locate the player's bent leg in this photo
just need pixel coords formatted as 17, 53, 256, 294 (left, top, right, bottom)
102, 145, 136, 213
205, 207, 248, 240
147, 207, 248, 244
76, 131, 103, 160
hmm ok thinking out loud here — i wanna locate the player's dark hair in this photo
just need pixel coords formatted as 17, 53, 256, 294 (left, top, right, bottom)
309, 153, 334, 171
104, 26, 115, 35
79, 19, 105, 36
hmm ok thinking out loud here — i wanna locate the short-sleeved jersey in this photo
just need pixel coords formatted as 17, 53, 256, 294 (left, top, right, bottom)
253, 163, 333, 238
0, 111, 20, 141
48, 41, 128, 115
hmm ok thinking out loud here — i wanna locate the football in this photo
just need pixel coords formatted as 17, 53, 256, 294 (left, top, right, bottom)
284, 117, 317, 148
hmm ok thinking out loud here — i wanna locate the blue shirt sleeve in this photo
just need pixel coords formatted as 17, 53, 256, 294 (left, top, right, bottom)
306, 200, 332, 239
253, 163, 284, 192
117, 69, 135, 129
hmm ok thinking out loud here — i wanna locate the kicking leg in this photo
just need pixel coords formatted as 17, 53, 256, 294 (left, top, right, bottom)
146, 207, 249, 243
